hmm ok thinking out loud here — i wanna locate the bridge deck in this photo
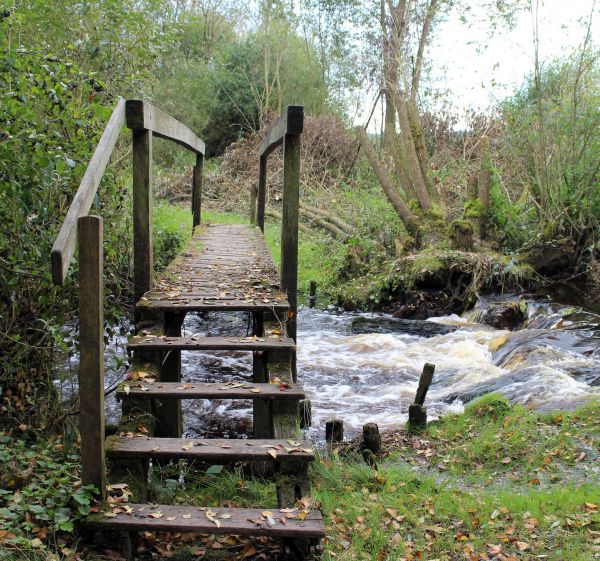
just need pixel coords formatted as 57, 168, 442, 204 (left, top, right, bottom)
137, 223, 289, 313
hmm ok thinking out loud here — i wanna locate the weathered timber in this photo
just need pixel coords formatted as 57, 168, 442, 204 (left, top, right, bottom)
266, 208, 312, 234
414, 363, 435, 406
78, 216, 106, 497
106, 437, 314, 462
117, 382, 305, 400
126, 100, 205, 155
257, 155, 267, 231
136, 225, 289, 313
300, 202, 352, 234
280, 133, 300, 343
362, 422, 381, 455
88, 504, 325, 539
132, 129, 153, 303
408, 363, 436, 430
155, 311, 185, 438
258, 105, 304, 158
192, 152, 203, 228
51, 99, 125, 285
128, 335, 295, 352
299, 399, 312, 429
300, 207, 348, 239
325, 420, 344, 445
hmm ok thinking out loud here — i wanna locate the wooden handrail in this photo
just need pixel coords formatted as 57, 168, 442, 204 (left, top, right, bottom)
51, 99, 206, 286
126, 100, 205, 155
51, 98, 126, 284
257, 105, 304, 158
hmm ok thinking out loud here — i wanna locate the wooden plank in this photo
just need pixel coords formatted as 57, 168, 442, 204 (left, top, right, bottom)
87, 504, 326, 539
77, 216, 105, 497
136, 224, 289, 313
116, 381, 305, 400
280, 133, 301, 343
128, 335, 295, 352
126, 100, 205, 155
106, 437, 314, 462
192, 153, 203, 228
257, 106, 304, 158
132, 129, 153, 303
257, 155, 267, 231
51, 99, 126, 284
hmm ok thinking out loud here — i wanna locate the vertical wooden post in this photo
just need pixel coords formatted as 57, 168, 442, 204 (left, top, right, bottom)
408, 363, 435, 430
192, 152, 203, 229
309, 280, 317, 308
250, 184, 257, 225
257, 155, 267, 232
132, 129, 153, 303
280, 134, 300, 343
78, 215, 105, 498
156, 311, 185, 438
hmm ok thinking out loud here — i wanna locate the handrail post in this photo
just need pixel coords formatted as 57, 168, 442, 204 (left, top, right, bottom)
257, 155, 267, 232
132, 129, 153, 303
78, 215, 106, 498
280, 132, 301, 342
192, 152, 203, 229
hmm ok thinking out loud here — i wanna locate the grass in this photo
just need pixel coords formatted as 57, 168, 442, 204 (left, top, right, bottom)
156, 395, 600, 561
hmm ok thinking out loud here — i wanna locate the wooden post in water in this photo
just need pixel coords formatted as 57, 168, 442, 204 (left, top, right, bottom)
257, 155, 267, 232
132, 129, 153, 303
78, 215, 106, 498
408, 363, 435, 429
309, 281, 317, 308
192, 152, 203, 229
325, 419, 343, 445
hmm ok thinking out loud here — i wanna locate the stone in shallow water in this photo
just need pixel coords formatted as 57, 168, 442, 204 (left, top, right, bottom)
350, 316, 457, 337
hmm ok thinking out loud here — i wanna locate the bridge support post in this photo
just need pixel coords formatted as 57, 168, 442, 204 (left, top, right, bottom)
132, 128, 153, 304
192, 152, 203, 229
78, 215, 106, 499
257, 155, 267, 231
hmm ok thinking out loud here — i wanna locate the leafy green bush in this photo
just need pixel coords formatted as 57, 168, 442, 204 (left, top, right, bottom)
0, 44, 131, 430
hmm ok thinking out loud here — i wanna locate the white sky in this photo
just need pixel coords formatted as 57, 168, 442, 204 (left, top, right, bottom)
363, 0, 597, 129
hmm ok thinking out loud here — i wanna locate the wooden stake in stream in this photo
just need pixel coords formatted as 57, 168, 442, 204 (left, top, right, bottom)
309, 281, 317, 308
408, 363, 435, 430
325, 419, 343, 445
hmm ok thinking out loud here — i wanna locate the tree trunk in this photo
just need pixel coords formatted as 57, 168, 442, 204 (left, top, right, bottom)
355, 127, 418, 232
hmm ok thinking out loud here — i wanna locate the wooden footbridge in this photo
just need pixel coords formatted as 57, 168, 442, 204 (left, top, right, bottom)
51, 100, 324, 558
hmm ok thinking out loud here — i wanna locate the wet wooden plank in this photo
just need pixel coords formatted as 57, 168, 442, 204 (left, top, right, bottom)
136, 224, 289, 312
106, 437, 314, 462
117, 381, 305, 400
88, 503, 326, 538
128, 335, 295, 352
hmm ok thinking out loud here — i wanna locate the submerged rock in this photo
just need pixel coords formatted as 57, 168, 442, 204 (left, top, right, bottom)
351, 316, 458, 337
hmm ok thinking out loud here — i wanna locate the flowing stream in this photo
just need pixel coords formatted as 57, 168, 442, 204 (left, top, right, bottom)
59, 296, 600, 440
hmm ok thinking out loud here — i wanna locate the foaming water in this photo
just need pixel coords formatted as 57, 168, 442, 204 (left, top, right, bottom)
59, 296, 600, 440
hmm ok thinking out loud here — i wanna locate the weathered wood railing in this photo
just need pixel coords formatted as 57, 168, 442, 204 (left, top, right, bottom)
251, 105, 303, 342
50, 99, 205, 496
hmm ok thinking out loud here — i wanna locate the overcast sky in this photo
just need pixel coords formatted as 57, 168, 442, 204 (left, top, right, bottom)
362, 0, 597, 129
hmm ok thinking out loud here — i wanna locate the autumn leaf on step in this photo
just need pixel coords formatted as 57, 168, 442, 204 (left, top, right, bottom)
149, 511, 163, 519
166, 517, 176, 521
262, 511, 276, 526
267, 449, 278, 460
205, 509, 221, 528
181, 442, 194, 451
123, 385, 130, 395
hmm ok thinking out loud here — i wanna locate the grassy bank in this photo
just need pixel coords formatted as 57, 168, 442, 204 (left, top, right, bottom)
2, 395, 599, 559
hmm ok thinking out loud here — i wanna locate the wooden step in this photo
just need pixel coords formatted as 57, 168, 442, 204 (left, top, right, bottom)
106, 437, 314, 462
87, 503, 326, 539
117, 381, 305, 400
128, 334, 295, 352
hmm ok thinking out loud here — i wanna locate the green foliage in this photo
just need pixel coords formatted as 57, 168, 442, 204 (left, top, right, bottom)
502, 51, 600, 239
0, 45, 131, 430
0, 434, 96, 548
152, 203, 193, 272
